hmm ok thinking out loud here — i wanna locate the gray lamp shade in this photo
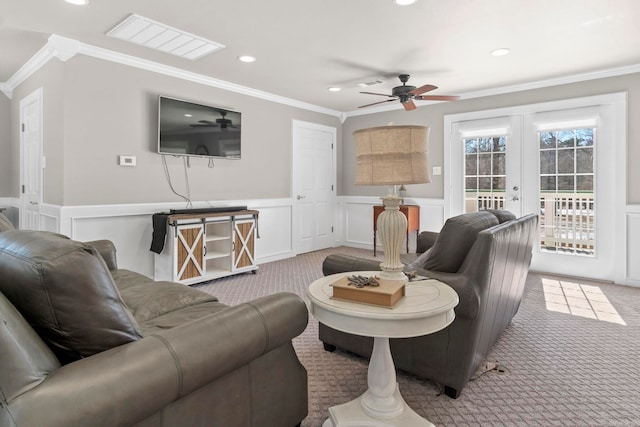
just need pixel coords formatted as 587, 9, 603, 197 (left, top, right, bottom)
354, 125, 430, 186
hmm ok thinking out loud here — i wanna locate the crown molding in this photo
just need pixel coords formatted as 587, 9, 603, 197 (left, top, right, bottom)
1, 34, 343, 118
1, 34, 81, 100
2, 34, 639, 116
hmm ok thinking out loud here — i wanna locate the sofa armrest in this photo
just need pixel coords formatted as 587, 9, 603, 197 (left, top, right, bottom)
85, 239, 118, 270
414, 270, 480, 320
416, 231, 439, 254
7, 292, 308, 427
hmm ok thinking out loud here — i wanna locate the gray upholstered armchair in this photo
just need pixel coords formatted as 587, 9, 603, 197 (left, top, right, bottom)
319, 210, 538, 398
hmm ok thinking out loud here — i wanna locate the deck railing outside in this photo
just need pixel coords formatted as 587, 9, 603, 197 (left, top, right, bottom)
466, 191, 595, 256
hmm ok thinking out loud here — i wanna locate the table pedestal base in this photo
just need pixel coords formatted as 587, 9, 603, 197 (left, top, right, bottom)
322, 337, 434, 427
322, 385, 433, 427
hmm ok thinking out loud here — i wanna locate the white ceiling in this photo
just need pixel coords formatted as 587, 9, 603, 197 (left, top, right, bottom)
2, 0, 640, 113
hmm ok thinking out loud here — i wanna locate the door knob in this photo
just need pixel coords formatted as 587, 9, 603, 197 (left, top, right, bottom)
297, 195, 306, 200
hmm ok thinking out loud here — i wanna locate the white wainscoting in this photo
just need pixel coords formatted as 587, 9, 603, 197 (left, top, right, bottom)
625, 206, 640, 286
336, 196, 446, 252
33, 199, 294, 278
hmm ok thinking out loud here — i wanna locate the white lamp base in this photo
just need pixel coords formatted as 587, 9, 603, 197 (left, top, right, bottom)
377, 193, 408, 283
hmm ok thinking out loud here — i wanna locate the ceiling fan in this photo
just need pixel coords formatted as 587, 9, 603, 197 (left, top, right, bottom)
190, 110, 237, 130
359, 74, 459, 111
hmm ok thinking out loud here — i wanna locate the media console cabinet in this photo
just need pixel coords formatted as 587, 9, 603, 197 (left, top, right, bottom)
154, 209, 259, 285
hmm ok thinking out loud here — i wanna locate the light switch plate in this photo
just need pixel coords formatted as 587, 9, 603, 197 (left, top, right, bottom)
119, 155, 136, 166
432, 166, 442, 176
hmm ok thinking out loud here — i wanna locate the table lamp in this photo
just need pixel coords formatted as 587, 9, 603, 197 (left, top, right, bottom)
353, 125, 430, 282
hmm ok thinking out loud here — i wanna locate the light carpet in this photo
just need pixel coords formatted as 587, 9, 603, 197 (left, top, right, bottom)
195, 247, 640, 427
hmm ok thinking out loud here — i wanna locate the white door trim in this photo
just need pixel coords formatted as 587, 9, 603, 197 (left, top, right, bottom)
444, 92, 627, 283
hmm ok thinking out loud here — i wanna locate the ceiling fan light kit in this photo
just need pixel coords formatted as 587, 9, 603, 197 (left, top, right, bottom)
358, 74, 459, 111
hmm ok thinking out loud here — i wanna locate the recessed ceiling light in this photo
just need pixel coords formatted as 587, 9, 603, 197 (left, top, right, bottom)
238, 55, 256, 63
65, 0, 89, 4
395, 0, 416, 5
491, 48, 510, 57
328, 87, 342, 92
184, 114, 192, 117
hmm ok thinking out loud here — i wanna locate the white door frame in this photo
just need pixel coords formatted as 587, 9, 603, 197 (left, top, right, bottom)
291, 120, 337, 254
444, 93, 627, 283
19, 87, 44, 230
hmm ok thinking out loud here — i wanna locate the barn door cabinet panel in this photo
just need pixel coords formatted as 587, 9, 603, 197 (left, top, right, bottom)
154, 210, 259, 285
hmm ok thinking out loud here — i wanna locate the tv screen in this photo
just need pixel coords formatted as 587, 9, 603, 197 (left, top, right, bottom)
158, 96, 241, 159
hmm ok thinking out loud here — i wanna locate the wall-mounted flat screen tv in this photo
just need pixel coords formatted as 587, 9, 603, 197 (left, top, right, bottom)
158, 96, 241, 159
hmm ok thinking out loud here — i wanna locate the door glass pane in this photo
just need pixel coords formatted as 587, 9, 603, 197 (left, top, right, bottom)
464, 136, 506, 212
539, 128, 595, 256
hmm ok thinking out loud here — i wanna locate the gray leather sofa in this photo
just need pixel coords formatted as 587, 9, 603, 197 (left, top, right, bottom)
0, 218, 308, 427
320, 210, 538, 398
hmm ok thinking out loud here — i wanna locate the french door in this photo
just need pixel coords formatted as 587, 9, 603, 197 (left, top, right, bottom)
446, 94, 625, 282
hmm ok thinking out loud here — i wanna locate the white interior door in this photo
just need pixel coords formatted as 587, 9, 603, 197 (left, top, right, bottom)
292, 121, 336, 254
19, 87, 43, 230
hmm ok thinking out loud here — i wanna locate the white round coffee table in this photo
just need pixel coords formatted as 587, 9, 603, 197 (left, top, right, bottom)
307, 271, 459, 427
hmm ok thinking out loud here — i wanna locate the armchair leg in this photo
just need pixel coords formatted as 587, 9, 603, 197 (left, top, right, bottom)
322, 342, 336, 352
444, 386, 460, 399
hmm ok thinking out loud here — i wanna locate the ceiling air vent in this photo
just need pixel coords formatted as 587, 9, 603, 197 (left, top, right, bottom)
107, 14, 224, 60
357, 79, 384, 87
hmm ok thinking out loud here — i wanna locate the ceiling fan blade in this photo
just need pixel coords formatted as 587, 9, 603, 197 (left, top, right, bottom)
402, 100, 417, 111
360, 91, 396, 98
408, 84, 438, 96
415, 95, 460, 101
358, 99, 397, 108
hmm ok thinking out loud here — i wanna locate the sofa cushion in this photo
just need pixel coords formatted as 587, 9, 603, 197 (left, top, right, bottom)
421, 211, 499, 273
0, 230, 142, 364
113, 271, 219, 324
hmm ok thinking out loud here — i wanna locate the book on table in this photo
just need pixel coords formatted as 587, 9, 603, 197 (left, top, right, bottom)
330, 276, 405, 308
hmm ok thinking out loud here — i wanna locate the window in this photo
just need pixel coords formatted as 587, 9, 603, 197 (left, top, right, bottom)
464, 136, 507, 212
539, 128, 595, 255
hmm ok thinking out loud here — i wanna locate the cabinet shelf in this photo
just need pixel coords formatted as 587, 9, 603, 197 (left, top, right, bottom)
205, 250, 228, 260
206, 235, 230, 242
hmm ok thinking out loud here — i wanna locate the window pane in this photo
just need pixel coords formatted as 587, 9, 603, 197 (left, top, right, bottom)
491, 137, 506, 152
541, 176, 556, 191
540, 150, 556, 174
540, 132, 556, 149
479, 177, 491, 190
465, 138, 478, 153
576, 148, 593, 173
478, 138, 492, 153
577, 175, 593, 192
576, 128, 594, 147
478, 154, 491, 175
492, 152, 505, 175
558, 130, 575, 148
558, 176, 574, 191
492, 177, 505, 191
557, 149, 575, 174
465, 177, 477, 190
465, 154, 477, 175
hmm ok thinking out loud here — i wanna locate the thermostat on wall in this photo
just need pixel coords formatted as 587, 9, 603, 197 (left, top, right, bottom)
119, 155, 136, 166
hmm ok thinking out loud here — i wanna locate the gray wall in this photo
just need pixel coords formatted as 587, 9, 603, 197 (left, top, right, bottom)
0, 93, 11, 196
9, 55, 342, 206
7, 53, 639, 206
342, 73, 640, 203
